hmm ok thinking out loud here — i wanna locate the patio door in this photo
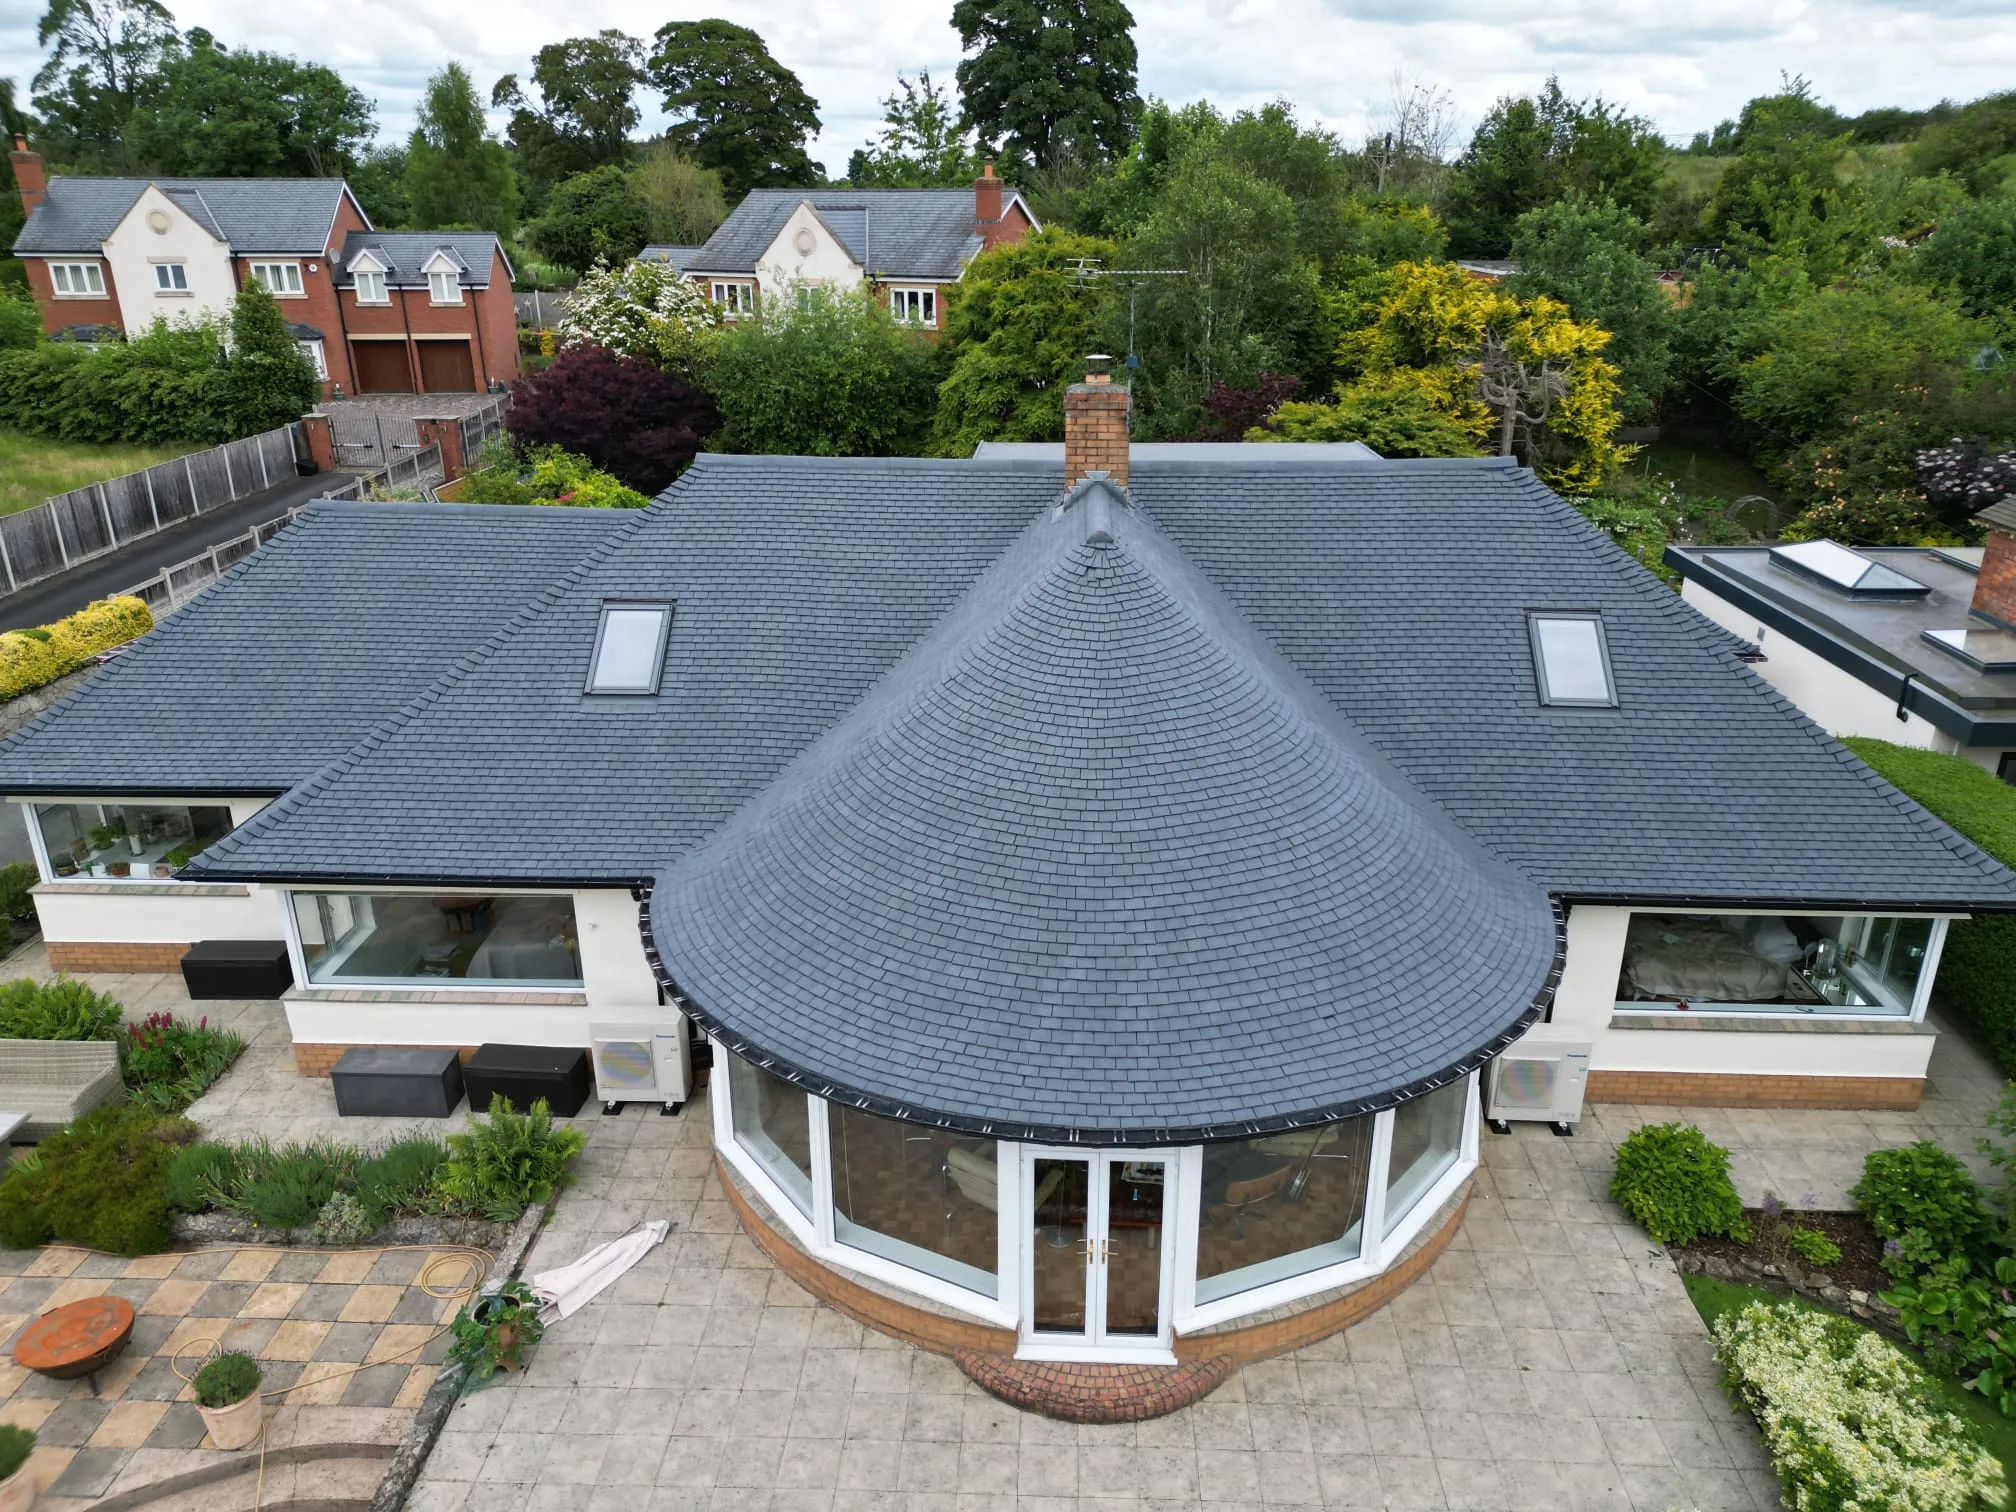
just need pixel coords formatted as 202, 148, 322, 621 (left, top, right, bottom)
1022, 1150, 1176, 1360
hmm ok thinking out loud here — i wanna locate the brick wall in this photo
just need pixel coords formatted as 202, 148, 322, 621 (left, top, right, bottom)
1585, 1069, 1924, 1110
23, 256, 124, 337
1975, 527, 2016, 630
1064, 381, 1130, 489
292, 1042, 481, 1076
46, 941, 188, 972
478, 250, 520, 387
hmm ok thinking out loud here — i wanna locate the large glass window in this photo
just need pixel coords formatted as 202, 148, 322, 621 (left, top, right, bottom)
35, 801, 233, 881
1193, 1115, 1377, 1306
292, 892, 583, 987
1384, 1082, 1468, 1236
830, 1103, 997, 1298
1615, 912, 1934, 1017
728, 1055, 814, 1214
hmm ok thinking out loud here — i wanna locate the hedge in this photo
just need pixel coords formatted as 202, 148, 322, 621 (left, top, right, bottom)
1842, 737, 2016, 1073
0, 595, 152, 703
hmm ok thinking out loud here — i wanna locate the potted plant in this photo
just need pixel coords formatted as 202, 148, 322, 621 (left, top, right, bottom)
0, 1423, 35, 1512
191, 1352, 263, 1450
105, 861, 130, 878
86, 822, 123, 854
447, 1281, 546, 1381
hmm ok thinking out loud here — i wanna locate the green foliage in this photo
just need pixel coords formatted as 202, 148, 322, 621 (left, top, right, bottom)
1788, 1227, 1843, 1268
447, 1279, 546, 1380
1982, 1082, 2016, 1253
0, 1423, 33, 1483
123, 33, 374, 178
0, 975, 122, 1040
951, 0, 1140, 169
0, 594, 153, 702
1915, 195, 2016, 320
354, 1138, 449, 1226
1712, 1297, 2004, 1512
847, 71, 982, 188
633, 143, 729, 246
932, 229, 1119, 454
190, 1350, 261, 1409
438, 1095, 587, 1221
311, 1191, 373, 1246
226, 279, 320, 437
492, 31, 645, 204
404, 62, 520, 238
31, 0, 178, 172
0, 1105, 193, 1255
529, 163, 652, 277
457, 438, 650, 508
1851, 1142, 1996, 1280
1841, 741, 2016, 1079
553, 257, 721, 374
1258, 378, 1483, 458
1910, 92, 2016, 195
1509, 198, 1672, 423
1889, 1254, 2016, 1421
646, 19, 822, 194
0, 862, 37, 924
164, 1141, 237, 1213
702, 287, 944, 458
1703, 85, 1868, 278
0, 289, 41, 352
1609, 1122, 1751, 1245
119, 1010, 246, 1113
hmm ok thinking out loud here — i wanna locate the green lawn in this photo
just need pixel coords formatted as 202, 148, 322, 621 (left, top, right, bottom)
1684, 1273, 2016, 1507
0, 428, 201, 517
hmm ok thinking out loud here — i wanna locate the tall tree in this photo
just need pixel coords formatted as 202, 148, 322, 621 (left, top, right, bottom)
528, 163, 652, 274
1702, 85, 1864, 276
1509, 198, 1672, 424
348, 142, 410, 228
31, 0, 177, 169
404, 63, 519, 236
952, 0, 1140, 170
847, 71, 981, 187
646, 19, 821, 195
633, 141, 728, 246
492, 31, 644, 202
125, 32, 374, 177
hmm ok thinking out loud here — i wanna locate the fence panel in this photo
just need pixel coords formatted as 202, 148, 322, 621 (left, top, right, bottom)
0, 507, 65, 587
146, 456, 197, 528
106, 473, 155, 540
51, 489, 112, 559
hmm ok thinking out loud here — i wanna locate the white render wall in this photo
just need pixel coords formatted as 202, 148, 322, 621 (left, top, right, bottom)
101, 185, 238, 337
753, 202, 866, 306
1521, 903, 1937, 1084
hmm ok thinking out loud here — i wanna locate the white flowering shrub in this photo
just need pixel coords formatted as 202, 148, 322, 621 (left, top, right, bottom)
555, 259, 720, 371
1712, 1299, 2003, 1512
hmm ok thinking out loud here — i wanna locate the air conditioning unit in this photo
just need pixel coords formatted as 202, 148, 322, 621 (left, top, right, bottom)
590, 1021, 692, 1116
1485, 1040, 1591, 1136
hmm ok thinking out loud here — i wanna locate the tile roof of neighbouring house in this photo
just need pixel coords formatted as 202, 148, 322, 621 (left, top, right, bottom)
334, 231, 508, 288
637, 244, 702, 271
12, 177, 359, 254
0, 501, 625, 795
685, 188, 1017, 280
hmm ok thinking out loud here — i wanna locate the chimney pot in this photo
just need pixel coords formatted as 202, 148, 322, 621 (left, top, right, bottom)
1971, 498, 2016, 629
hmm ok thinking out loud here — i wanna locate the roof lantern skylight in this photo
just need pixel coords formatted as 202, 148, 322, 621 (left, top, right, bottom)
1768, 539, 1932, 597
1922, 626, 2016, 673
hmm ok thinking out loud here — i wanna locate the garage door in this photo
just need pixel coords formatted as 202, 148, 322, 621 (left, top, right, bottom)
351, 342, 412, 394
417, 341, 476, 393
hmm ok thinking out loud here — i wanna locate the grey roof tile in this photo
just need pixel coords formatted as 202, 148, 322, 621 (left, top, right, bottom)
686, 188, 1000, 280
13, 177, 355, 254
334, 231, 506, 288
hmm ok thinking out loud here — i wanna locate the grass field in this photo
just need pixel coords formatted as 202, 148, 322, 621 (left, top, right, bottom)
0, 428, 200, 517
1683, 1273, 2016, 1506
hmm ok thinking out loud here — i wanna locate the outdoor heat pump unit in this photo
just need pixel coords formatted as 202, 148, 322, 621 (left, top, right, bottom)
589, 1021, 692, 1116
1484, 1040, 1591, 1136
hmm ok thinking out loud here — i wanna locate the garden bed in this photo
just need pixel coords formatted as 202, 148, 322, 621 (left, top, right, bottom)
171, 1209, 512, 1250
1676, 1206, 1893, 1300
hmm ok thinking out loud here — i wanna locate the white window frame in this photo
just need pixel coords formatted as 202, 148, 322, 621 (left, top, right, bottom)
427, 270, 463, 306
250, 261, 304, 297
710, 280, 754, 317
152, 261, 190, 294
889, 286, 937, 328
1014, 1144, 1181, 1365
297, 339, 328, 380
278, 885, 587, 994
352, 269, 389, 305
17, 795, 250, 886
48, 261, 105, 297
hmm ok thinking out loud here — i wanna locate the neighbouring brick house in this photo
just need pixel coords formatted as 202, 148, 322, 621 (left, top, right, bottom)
6, 137, 517, 397
682, 166, 1035, 327
3, 367, 2013, 1395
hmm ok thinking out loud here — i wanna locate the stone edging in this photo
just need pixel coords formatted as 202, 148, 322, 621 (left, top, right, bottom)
1670, 1245, 1903, 1332
366, 1196, 551, 1512
172, 1212, 512, 1251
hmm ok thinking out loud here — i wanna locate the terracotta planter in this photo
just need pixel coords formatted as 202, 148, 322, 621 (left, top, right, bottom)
197, 1392, 264, 1451
492, 1323, 522, 1372
0, 1458, 36, 1512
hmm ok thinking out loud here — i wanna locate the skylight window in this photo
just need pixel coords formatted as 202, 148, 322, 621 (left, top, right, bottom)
1529, 612, 1617, 707
586, 602, 672, 695
1768, 539, 1931, 597
1922, 627, 2016, 673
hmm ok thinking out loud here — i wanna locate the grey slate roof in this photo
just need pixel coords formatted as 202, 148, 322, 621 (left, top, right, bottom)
0, 501, 624, 795
1980, 498, 2016, 533
13, 177, 357, 255
644, 480, 1558, 1139
686, 189, 1016, 280
973, 441, 1383, 464
638, 245, 701, 271
334, 232, 507, 289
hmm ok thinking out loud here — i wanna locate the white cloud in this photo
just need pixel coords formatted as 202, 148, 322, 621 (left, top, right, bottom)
1, 0, 2010, 171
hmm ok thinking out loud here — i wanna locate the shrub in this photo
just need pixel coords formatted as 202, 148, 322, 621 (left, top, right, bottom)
0, 976, 123, 1040
1713, 1298, 2002, 1512
1610, 1122, 1751, 1245
1787, 1227, 1843, 1268
0, 1423, 32, 1484
240, 1143, 354, 1230
556, 257, 720, 372
1840, 739, 2016, 1077
165, 1141, 239, 1213
438, 1095, 587, 1221
0, 595, 153, 703
1888, 1253, 2016, 1416
507, 343, 717, 495
0, 862, 37, 924
0, 1105, 193, 1255
191, 1351, 261, 1409
1851, 1142, 1995, 1279
456, 438, 649, 509
354, 1138, 448, 1226
312, 1191, 373, 1246
121, 1010, 246, 1113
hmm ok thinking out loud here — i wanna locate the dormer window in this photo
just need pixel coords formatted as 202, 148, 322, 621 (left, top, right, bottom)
422, 252, 464, 305
586, 602, 672, 695
1529, 612, 1617, 707
354, 270, 387, 304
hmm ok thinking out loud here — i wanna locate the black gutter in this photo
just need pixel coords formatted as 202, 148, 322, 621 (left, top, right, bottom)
634, 886, 1566, 1147
1557, 891, 2016, 914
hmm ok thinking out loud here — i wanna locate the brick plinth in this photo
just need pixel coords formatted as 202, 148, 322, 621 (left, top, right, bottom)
291, 1043, 481, 1076
1585, 1069, 1923, 1110
956, 1351, 1236, 1422
45, 941, 188, 973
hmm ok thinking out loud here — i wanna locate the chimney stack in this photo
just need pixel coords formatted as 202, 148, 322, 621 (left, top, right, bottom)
974, 160, 1004, 247
10, 136, 45, 220
1973, 499, 2016, 629
1063, 354, 1129, 490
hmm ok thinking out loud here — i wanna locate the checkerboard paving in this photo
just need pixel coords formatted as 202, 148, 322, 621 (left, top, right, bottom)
0, 1242, 467, 1507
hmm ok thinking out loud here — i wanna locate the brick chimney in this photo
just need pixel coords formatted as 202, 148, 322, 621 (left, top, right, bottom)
10, 136, 45, 220
1064, 355, 1129, 490
974, 160, 1004, 247
1973, 498, 2016, 629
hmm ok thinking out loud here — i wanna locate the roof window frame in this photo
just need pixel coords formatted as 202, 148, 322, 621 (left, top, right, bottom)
1527, 610, 1619, 709
585, 600, 674, 697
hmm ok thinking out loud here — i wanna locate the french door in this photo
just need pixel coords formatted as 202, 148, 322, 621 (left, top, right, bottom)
1021, 1149, 1177, 1360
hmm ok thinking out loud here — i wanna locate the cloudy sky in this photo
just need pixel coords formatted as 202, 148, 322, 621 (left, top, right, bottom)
2, 0, 2012, 170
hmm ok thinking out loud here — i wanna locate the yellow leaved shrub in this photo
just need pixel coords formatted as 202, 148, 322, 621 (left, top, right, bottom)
0, 596, 152, 703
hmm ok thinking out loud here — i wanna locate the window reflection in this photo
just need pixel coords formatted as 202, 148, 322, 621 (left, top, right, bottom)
831, 1104, 997, 1298
36, 801, 232, 880
292, 893, 582, 986
1193, 1116, 1376, 1305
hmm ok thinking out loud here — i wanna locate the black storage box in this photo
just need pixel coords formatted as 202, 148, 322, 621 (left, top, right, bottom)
331, 1047, 465, 1118
181, 939, 293, 1000
464, 1043, 592, 1118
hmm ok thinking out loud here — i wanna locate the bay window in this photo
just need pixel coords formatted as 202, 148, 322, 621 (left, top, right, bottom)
1193, 1114, 1376, 1305
1383, 1080, 1467, 1235
727, 1055, 815, 1214
291, 891, 583, 987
